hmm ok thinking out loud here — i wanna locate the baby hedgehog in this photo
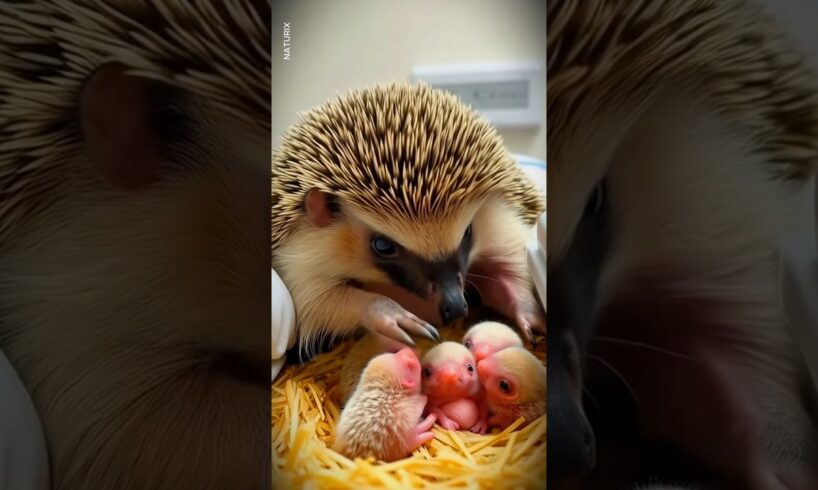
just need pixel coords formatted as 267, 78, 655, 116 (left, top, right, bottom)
477, 347, 546, 430
421, 341, 487, 433
463, 321, 524, 362
337, 332, 411, 406
272, 82, 546, 356
333, 348, 437, 462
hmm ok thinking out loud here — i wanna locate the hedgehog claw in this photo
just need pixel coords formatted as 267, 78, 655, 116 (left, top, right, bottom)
424, 323, 441, 342
372, 319, 415, 347
398, 313, 438, 343
363, 298, 438, 346
391, 328, 416, 347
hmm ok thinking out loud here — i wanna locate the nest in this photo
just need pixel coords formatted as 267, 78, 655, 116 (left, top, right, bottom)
272, 324, 547, 489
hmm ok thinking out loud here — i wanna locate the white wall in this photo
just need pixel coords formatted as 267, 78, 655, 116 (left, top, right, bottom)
271, 0, 546, 161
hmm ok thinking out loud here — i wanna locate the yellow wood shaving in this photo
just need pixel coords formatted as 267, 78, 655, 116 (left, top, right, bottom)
272, 328, 546, 489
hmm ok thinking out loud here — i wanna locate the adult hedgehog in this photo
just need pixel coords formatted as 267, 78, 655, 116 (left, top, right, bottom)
0, 2, 270, 489
547, 0, 818, 489
271, 82, 546, 356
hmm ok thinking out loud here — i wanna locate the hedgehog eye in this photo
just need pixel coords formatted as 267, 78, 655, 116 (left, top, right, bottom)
466, 364, 474, 373
464, 340, 472, 349
423, 367, 432, 378
371, 235, 398, 258
498, 379, 511, 393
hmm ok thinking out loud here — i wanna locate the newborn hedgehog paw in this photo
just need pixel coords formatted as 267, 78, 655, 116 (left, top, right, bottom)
470, 419, 488, 434
434, 414, 459, 431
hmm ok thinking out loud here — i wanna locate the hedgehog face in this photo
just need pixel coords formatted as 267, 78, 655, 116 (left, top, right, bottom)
345, 202, 477, 326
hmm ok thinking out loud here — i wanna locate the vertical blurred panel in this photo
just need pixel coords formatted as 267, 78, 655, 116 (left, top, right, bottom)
0, 1, 272, 488
547, 0, 818, 488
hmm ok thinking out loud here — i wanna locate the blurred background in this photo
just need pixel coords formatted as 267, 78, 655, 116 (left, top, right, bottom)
764, 0, 818, 214
271, 0, 546, 162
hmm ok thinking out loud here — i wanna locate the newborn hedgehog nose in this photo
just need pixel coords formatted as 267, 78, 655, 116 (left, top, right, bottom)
477, 358, 493, 378
474, 345, 491, 362
396, 347, 418, 367
439, 369, 458, 384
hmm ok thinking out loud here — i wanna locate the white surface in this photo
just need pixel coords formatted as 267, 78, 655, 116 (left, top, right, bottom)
411, 61, 544, 129
0, 349, 49, 490
272, 0, 546, 162
520, 157, 547, 312
271, 268, 296, 381
527, 212, 548, 313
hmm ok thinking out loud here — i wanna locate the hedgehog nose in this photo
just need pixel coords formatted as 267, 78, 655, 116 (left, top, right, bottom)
438, 279, 468, 325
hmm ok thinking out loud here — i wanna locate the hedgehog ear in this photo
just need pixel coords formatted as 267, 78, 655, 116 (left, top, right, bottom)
305, 189, 337, 227
80, 63, 162, 190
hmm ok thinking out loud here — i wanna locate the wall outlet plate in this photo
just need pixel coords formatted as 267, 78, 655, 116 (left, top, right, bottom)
411, 61, 544, 129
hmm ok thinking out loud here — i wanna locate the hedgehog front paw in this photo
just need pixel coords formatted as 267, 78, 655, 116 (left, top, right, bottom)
363, 296, 440, 346
515, 291, 546, 342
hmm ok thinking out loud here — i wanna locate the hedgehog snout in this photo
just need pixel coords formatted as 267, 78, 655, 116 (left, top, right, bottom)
437, 274, 468, 325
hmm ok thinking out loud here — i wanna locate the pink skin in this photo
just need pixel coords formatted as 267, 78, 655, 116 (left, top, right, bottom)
394, 347, 422, 390
466, 338, 520, 363
467, 260, 545, 343
392, 348, 439, 450
411, 413, 438, 448
476, 356, 521, 430
422, 354, 488, 433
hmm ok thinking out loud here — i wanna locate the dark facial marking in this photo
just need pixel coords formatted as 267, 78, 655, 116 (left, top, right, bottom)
547, 180, 609, 482
371, 225, 473, 299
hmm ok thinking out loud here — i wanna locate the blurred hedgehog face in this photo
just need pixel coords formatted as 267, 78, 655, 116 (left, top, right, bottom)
546, 180, 607, 480
64, 64, 268, 364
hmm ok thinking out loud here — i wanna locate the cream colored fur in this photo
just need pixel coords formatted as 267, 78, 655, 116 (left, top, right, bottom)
0, 107, 270, 489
